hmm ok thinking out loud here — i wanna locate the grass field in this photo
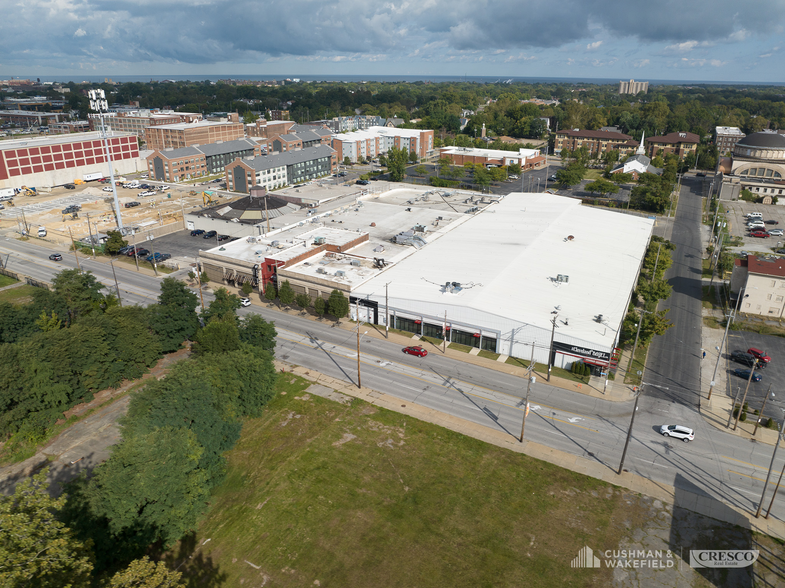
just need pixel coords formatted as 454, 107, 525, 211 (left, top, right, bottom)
0, 284, 39, 305
0, 274, 19, 288
181, 374, 641, 587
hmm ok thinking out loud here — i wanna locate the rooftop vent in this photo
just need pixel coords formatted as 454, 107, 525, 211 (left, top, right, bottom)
556, 274, 569, 283
335, 270, 346, 277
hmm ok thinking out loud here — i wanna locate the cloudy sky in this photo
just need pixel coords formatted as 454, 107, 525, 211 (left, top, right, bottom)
3, 0, 785, 82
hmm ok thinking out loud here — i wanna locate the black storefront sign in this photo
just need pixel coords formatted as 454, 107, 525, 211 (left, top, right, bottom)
552, 341, 610, 362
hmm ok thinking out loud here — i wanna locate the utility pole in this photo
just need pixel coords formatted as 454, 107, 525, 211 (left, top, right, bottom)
195, 259, 205, 311
384, 281, 391, 339
443, 310, 447, 354
753, 388, 774, 436
67, 227, 81, 272
355, 300, 362, 389
727, 387, 743, 428
520, 344, 536, 442
625, 309, 651, 376
733, 360, 759, 431
547, 313, 558, 382
148, 236, 159, 277
109, 257, 122, 306
708, 309, 734, 400
131, 231, 139, 271
756, 424, 783, 518
765, 415, 785, 518
618, 385, 642, 475
86, 213, 96, 258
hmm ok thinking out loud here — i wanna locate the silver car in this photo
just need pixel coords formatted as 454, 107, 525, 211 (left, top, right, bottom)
659, 424, 694, 442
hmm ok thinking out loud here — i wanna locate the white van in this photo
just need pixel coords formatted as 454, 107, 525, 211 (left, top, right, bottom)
37, 227, 47, 237
746, 212, 763, 219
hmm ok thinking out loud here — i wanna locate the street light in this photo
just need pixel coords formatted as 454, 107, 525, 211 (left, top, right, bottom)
618, 384, 643, 475
708, 290, 747, 400
88, 89, 124, 231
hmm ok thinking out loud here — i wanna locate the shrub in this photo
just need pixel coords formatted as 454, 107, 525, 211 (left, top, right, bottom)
740, 412, 747, 422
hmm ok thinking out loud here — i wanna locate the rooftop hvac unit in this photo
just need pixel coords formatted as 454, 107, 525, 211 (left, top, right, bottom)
271, 240, 280, 247
335, 270, 346, 277
314, 236, 326, 244
556, 274, 569, 283
316, 267, 327, 274
350, 260, 361, 266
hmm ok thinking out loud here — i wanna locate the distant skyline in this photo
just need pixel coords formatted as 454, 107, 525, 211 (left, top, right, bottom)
3, 0, 785, 84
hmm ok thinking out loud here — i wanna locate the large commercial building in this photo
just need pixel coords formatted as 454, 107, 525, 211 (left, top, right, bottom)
226, 144, 336, 193
439, 146, 545, 170
717, 131, 785, 201
619, 79, 649, 95
332, 126, 434, 163
0, 131, 141, 189
146, 138, 262, 181
0, 110, 68, 126
196, 188, 652, 370
145, 120, 245, 151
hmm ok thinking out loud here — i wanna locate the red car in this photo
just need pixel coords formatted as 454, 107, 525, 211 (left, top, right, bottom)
749, 230, 770, 238
402, 345, 428, 357
748, 348, 771, 364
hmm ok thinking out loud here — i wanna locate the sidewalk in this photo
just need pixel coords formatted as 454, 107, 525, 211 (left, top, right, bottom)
275, 358, 785, 541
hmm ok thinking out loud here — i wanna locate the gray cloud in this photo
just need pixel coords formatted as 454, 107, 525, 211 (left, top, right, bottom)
1, 0, 783, 68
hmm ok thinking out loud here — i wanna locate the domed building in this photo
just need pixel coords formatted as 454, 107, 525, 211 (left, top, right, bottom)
718, 130, 785, 202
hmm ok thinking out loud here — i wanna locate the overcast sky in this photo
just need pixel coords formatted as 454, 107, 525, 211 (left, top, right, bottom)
3, 0, 785, 83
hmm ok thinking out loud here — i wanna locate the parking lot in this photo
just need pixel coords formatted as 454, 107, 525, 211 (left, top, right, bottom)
726, 331, 785, 423
722, 200, 785, 256
139, 229, 239, 263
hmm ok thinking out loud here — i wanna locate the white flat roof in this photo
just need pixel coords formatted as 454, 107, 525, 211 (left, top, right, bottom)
0, 131, 134, 151
334, 126, 426, 141
441, 146, 540, 159
152, 120, 238, 131
354, 193, 654, 350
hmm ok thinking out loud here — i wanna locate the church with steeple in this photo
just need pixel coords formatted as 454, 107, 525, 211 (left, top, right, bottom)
609, 131, 663, 179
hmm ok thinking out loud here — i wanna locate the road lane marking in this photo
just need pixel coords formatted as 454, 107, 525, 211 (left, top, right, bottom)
728, 469, 783, 487
722, 455, 761, 468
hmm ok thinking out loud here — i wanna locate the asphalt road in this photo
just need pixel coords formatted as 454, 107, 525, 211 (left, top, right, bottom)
644, 175, 704, 407
1, 231, 784, 521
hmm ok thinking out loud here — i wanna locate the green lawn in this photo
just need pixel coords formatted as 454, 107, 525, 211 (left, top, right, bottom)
583, 169, 604, 180
0, 274, 19, 288
623, 344, 648, 386
178, 374, 644, 586
0, 284, 39, 305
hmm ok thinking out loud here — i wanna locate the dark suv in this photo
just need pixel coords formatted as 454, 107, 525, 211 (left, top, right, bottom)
731, 350, 762, 368
203, 230, 217, 239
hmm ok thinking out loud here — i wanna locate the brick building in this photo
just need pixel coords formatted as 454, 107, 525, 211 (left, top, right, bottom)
226, 145, 336, 193
0, 131, 140, 189
50, 121, 90, 134
439, 146, 544, 170
0, 110, 67, 127
645, 131, 700, 159
715, 126, 745, 155
145, 120, 245, 151
553, 129, 633, 157
147, 138, 262, 181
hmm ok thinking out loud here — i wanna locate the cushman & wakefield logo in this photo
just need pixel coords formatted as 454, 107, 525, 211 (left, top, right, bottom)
689, 550, 759, 568
572, 546, 759, 570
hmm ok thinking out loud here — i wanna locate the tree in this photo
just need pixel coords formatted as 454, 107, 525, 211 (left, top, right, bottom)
87, 426, 210, 548
555, 165, 584, 187
294, 293, 311, 309
386, 146, 408, 182
378, 153, 387, 167
327, 290, 349, 318
0, 471, 94, 588
437, 157, 452, 176
585, 178, 619, 196
241, 282, 253, 296
314, 297, 326, 317
473, 166, 491, 190
238, 314, 277, 352
408, 151, 418, 164
149, 278, 199, 353
105, 230, 128, 256
489, 167, 508, 182
278, 280, 295, 306
610, 172, 634, 185
193, 316, 241, 355
242, 111, 259, 125
107, 557, 185, 588
52, 269, 106, 323
414, 165, 427, 176
264, 283, 276, 302
202, 287, 240, 323
508, 162, 522, 175
343, 156, 351, 166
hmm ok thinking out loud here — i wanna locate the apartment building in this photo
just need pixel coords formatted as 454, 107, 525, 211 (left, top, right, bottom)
553, 129, 633, 157
731, 255, 785, 318
226, 145, 336, 193
147, 138, 262, 181
618, 79, 649, 95
332, 126, 434, 163
715, 126, 746, 155
145, 120, 245, 151
645, 131, 700, 159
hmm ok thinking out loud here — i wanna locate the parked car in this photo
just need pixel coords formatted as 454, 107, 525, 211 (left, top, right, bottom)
64, 183, 76, 189
62, 205, 80, 214
203, 230, 217, 239
159, 185, 170, 190
117, 246, 135, 255
126, 247, 143, 256
765, 219, 779, 225
356, 179, 370, 185
240, 297, 251, 307
732, 368, 762, 382
190, 229, 205, 236
549, 174, 557, 181
48, 253, 63, 261
749, 230, 770, 238
659, 424, 694, 442
768, 229, 784, 236
138, 190, 157, 197
139, 184, 150, 189
731, 350, 759, 367
124, 201, 141, 208
145, 252, 171, 263
140, 174, 149, 179
402, 345, 428, 357
747, 348, 771, 363
102, 186, 113, 192
134, 248, 150, 258
217, 234, 230, 242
